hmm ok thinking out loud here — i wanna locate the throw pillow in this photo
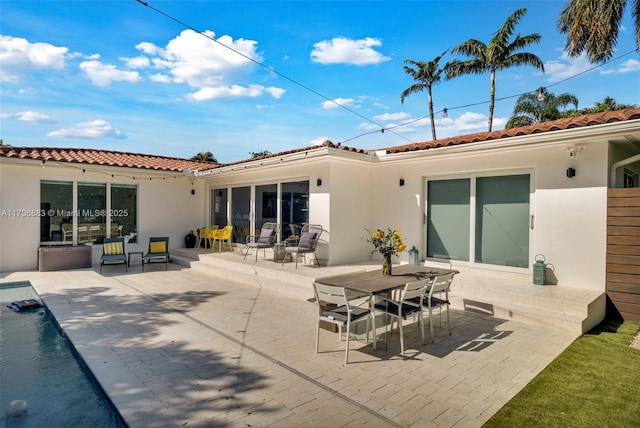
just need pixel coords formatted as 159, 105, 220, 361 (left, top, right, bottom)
150, 241, 166, 254
258, 228, 276, 244
299, 232, 317, 249
104, 241, 123, 255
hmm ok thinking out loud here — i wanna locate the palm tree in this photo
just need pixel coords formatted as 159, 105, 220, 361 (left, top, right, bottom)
506, 90, 579, 128
578, 96, 638, 114
558, 0, 639, 63
190, 151, 217, 163
400, 51, 448, 140
446, 8, 544, 132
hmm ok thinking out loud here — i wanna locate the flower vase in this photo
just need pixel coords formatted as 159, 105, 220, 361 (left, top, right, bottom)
382, 254, 392, 276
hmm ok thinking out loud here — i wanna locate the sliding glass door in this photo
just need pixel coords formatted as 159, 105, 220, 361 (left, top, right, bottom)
426, 173, 531, 268
231, 186, 250, 243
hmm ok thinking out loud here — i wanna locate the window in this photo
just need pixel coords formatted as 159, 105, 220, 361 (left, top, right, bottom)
427, 173, 531, 269
111, 184, 137, 243
78, 182, 106, 244
40, 181, 138, 245
40, 180, 73, 245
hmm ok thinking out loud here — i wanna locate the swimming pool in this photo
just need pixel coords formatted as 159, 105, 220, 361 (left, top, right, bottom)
0, 281, 127, 427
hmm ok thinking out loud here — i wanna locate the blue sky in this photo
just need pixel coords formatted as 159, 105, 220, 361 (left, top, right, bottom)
1, 0, 638, 162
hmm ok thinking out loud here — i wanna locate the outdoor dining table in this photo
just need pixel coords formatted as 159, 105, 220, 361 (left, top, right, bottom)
314, 264, 458, 350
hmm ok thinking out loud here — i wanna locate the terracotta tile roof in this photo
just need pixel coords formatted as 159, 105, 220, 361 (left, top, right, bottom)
2, 109, 637, 170
0, 146, 217, 173
382, 108, 640, 154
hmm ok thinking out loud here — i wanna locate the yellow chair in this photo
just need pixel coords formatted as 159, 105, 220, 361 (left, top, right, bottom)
196, 225, 218, 250
196, 227, 209, 250
211, 225, 233, 252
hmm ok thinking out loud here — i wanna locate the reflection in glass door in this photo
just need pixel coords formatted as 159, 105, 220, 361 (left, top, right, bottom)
231, 186, 250, 243
281, 181, 309, 238
255, 184, 277, 229
210, 188, 228, 229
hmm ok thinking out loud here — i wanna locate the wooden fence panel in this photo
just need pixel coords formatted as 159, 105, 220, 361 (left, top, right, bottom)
607, 188, 640, 322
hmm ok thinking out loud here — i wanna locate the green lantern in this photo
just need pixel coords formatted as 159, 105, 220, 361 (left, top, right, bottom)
409, 246, 419, 265
533, 254, 546, 285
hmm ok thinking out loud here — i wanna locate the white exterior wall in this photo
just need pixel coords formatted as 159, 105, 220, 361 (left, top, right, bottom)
369, 139, 609, 290
0, 160, 201, 272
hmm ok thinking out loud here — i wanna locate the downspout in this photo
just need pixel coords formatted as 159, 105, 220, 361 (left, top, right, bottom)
610, 153, 640, 187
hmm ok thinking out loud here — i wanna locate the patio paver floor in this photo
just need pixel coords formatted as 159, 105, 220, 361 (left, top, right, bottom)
2, 262, 577, 427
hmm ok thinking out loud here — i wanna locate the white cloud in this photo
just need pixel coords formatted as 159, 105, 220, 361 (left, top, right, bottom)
374, 112, 411, 121
311, 37, 390, 65
544, 52, 593, 83
135, 42, 159, 55
79, 60, 141, 87
322, 97, 355, 109
188, 84, 284, 101
124, 56, 150, 69
18, 111, 53, 123
614, 58, 640, 74
0, 35, 68, 83
149, 73, 171, 83
47, 119, 126, 139
303, 136, 331, 147
136, 29, 285, 101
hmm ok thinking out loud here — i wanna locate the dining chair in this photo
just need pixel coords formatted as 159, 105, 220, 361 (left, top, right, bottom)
423, 272, 454, 342
374, 279, 430, 354
313, 283, 372, 364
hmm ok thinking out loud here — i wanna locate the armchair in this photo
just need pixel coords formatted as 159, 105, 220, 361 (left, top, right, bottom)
211, 226, 233, 252
244, 222, 279, 261
282, 224, 322, 268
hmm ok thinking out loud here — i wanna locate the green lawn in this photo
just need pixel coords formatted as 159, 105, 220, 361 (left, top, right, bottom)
484, 319, 640, 427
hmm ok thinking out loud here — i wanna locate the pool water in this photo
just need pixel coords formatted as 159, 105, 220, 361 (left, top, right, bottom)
0, 282, 127, 427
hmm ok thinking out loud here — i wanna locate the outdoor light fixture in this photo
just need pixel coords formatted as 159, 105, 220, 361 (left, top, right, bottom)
317, 178, 322, 187
537, 87, 546, 101
399, 178, 405, 187
442, 108, 448, 119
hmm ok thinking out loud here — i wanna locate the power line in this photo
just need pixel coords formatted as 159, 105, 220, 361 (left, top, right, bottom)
134, 0, 414, 144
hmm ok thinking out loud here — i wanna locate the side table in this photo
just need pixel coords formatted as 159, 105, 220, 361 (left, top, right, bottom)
272, 243, 290, 263
128, 251, 144, 267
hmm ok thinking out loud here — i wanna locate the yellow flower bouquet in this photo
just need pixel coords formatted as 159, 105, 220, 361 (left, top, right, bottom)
365, 228, 406, 275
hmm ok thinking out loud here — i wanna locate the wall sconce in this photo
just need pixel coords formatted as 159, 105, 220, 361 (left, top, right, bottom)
399, 178, 405, 187
566, 167, 576, 178
316, 178, 322, 187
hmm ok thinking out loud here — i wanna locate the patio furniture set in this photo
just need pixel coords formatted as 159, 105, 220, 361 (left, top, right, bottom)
313, 263, 457, 363
100, 236, 170, 273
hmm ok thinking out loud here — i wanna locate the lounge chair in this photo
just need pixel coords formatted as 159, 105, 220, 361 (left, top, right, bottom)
143, 236, 169, 271
100, 237, 127, 273
283, 223, 322, 268
244, 222, 279, 261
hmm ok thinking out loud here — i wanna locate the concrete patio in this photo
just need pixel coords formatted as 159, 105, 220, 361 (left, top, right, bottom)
1, 249, 580, 427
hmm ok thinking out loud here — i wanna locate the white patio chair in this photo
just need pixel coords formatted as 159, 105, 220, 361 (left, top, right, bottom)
423, 272, 454, 342
374, 279, 429, 354
313, 283, 372, 364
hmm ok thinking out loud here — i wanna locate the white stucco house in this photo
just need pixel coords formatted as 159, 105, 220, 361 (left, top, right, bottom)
2, 108, 639, 331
